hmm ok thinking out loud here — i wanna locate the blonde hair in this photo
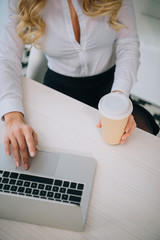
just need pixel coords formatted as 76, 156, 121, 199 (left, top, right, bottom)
16, 0, 125, 48
16, 0, 47, 48
82, 0, 125, 31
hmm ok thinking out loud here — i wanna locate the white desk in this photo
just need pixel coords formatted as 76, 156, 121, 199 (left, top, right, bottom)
0, 77, 160, 240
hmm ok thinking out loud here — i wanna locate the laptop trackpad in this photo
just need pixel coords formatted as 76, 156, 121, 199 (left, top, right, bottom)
16, 150, 60, 177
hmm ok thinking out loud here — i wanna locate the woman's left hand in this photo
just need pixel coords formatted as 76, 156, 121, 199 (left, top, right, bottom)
96, 114, 137, 144
120, 114, 137, 144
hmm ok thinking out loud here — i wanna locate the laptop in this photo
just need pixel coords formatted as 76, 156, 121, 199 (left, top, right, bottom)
0, 143, 96, 231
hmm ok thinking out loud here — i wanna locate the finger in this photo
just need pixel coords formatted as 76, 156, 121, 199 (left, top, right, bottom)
16, 134, 29, 170
121, 117, 136, 144
33, 131, 38, 147
4, 135, 11, 156
96, 121, 102, 128
20, 150, 29, 170
124, 115, 134, 134
121, 125, 134, 141
10, 137, 21, 167
25, 127, 37, 157
121, 123, 136, 143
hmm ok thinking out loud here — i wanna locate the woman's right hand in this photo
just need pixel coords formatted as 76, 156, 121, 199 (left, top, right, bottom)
4, 112, 38, 170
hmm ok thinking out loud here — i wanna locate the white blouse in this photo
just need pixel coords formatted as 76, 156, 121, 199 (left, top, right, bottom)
0, 0, 140, 119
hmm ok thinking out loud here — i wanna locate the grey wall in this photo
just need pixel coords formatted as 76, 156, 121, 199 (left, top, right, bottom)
132, 0, 160, 106
0, 1, 8, 34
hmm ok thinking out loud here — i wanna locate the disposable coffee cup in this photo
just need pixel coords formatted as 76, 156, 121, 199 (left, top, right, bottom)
98, 92, 133, 145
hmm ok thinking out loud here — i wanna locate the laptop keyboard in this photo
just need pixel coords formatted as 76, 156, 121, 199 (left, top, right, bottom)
0, 170, 84, 206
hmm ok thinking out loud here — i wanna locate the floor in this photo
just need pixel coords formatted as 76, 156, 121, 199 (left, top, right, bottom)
21, 49, 160, 138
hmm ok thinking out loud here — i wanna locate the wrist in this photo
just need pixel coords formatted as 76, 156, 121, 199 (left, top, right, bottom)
4, 112, 24, 125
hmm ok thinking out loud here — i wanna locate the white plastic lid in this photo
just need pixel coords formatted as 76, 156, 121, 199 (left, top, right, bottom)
98, 92, 133, 120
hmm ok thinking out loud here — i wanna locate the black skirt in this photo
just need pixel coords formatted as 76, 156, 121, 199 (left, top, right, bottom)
43, 67, 159, 135
43, 66, 115, 109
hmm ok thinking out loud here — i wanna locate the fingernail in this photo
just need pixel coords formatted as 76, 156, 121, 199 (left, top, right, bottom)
6, 151, 10, 156
16, 161, 20, 167
24, 163, 29, 170
30, 151, 35, 157
122, 135, 127, 140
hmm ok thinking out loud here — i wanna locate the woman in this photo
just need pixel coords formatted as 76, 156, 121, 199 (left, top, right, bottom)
0, 0, 158, 170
